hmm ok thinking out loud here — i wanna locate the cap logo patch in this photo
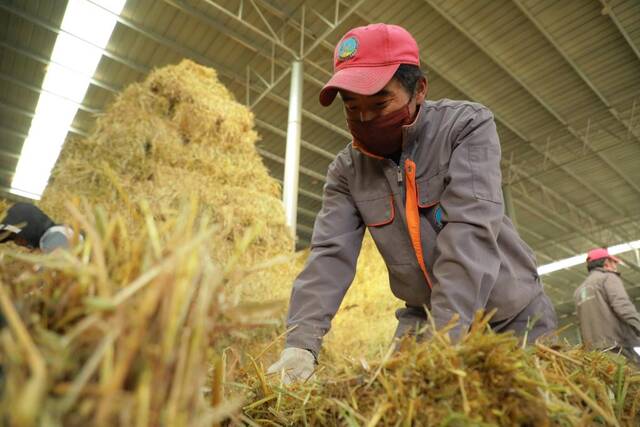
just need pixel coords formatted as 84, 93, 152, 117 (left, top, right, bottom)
337, 37, 358, 61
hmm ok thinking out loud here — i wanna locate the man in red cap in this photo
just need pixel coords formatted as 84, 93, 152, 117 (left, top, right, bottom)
268, 23, 557, 384
574, 248, 640, 364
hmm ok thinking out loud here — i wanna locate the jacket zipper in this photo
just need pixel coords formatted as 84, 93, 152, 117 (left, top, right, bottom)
397, 165, 403, 185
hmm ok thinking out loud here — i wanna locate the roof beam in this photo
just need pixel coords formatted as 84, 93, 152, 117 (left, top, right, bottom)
244, 0, 366, 108
510, 0, 640, 193
301, 0, 367, 59
0, 72, 100, 116
0, 41, 121, 94
0, 147, 20, 161
255, 119, 335, 161
1, 4, 350, 148
258, 149, 326, 182
297, 223, 314, 236
0, 2, 148, 74
0, 81, 91, 137
0, 169, 14, 178
425, 0, 638, 213
512, 189, 640, 303
511, 185, 640, 274
600, 0, 640, 63
532, 214, 640, 254
506, 159, 638, 246
191, 0, 297, 58
163, 0, 327, 83
297, 206, 318, 220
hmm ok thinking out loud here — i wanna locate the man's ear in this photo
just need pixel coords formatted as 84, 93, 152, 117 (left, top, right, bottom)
415, 77, 428, 104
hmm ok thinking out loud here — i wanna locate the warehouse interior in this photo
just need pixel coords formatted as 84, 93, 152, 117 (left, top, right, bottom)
1, 0, 640, 340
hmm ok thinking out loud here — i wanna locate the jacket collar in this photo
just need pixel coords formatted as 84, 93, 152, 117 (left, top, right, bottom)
593, 267, 621, 276
401, 101, 428, 145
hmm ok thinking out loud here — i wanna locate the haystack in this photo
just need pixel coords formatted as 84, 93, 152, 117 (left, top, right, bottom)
241, 311, 640, 426
40, 59, 294, 273
0, 201, 262, 426
0, 60, 302, 426
324, 232, 402, 358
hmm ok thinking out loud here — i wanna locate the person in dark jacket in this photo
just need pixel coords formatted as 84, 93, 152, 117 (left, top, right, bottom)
0, 202, 79, 252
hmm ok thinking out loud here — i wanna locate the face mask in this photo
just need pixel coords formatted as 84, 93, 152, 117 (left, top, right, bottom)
346, 101, 412, 157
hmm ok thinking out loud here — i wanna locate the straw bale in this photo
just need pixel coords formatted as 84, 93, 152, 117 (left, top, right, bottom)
0, 201, 274, 426
0, 61, 303, 426
324, 231, 402, 358
40, 59, 294, 271
0, 198, 8, 216
241, 311, 640, 426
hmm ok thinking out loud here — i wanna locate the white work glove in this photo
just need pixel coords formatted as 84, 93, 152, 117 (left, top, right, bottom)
266, 347, 316, 385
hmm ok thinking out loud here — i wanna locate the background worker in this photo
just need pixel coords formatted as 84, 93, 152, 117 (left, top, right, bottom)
574, 248, 640, 364
0, 202, 79, 253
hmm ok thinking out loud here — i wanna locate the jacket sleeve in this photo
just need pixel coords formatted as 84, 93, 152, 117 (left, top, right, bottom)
431, 106, 504, 340
285, 153, 365, 356
603, 274, 640, 336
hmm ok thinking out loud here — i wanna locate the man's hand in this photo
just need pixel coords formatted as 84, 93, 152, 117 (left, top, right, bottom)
266, 347, 315, 385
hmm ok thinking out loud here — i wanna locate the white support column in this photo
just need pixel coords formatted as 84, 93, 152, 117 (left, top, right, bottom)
283, 59, 303, 240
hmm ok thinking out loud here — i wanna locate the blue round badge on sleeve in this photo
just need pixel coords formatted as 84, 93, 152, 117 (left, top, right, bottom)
337, 37, 358, 61
435, 206, 443, 227
427, 205, 444, 233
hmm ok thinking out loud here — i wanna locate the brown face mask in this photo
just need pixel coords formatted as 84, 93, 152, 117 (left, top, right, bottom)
346, 101, 412, 157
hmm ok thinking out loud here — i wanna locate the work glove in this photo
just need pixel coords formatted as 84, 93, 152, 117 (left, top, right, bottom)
266, 347, 315, 385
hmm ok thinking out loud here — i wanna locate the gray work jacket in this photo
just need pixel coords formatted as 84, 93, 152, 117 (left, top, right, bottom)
574, 268, 640, 348
286, 99, 544, 355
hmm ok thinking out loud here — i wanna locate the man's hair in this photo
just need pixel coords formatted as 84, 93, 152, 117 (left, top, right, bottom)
393, 64, 425, 97
587, 258, 606, 272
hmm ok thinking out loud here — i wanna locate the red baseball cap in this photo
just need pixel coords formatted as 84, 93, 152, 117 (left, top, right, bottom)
586, 248, 621, 263
319, 23, 420, 107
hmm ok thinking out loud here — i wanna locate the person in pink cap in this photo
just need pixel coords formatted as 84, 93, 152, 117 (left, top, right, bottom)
574, 248, 640, 364
268, 23, 557, 384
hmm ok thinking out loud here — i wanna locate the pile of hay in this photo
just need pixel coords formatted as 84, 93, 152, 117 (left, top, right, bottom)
40, 59, 296, 287
0, 60, 301, 426
0, 201, 271, 426
240, 311, 640, 426
323, 232, 401, 359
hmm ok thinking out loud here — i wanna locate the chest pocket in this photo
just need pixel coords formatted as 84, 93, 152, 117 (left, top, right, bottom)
358, 195, 395, 227
417, 173, 446, 233
356, 194, 413, 265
